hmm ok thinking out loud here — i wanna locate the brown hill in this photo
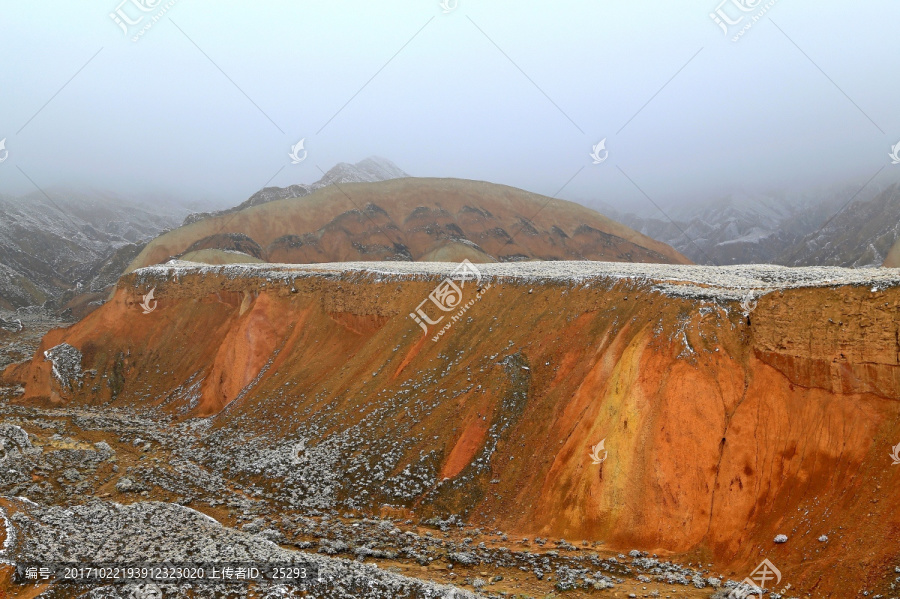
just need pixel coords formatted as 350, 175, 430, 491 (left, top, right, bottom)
126, 178, 689, 271
6, 261, 900, 595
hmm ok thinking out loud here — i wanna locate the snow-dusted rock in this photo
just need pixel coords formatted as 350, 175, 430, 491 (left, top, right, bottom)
43, 343, 83, 390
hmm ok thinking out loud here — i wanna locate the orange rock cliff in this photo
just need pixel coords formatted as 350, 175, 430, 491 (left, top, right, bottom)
5, 261, 900, 595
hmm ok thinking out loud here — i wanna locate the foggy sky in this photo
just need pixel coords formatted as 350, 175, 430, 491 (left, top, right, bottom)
1, 0, 898, 214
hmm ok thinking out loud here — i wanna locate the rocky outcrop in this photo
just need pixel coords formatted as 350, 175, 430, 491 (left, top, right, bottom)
0, 423, 32, 464
42, 343, 82, 391
6, 261, 900, 595
0, 317, 22, 333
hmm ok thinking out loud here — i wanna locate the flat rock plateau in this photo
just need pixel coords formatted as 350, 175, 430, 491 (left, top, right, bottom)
3, 260, 900, 598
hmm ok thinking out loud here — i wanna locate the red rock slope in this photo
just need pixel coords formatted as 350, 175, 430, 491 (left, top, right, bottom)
6, 261, 900, 595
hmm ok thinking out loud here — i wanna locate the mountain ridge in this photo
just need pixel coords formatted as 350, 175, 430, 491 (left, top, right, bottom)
129, 177, 690, 271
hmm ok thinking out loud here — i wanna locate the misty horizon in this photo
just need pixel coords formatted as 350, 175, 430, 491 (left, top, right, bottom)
1, 1, 898, 218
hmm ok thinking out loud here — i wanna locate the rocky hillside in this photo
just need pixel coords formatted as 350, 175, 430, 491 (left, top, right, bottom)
6, 261, 900, 596
617, 182, 900, 267
0, 190, 187, 310
128, 178, 689, 271
779, 183, 900, 267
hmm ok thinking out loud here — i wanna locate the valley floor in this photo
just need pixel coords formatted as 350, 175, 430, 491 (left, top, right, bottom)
0, 399, 735, 598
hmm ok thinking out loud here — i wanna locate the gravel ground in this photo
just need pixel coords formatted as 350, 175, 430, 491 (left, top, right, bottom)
0, 497, 480, 598
0, 404, 736, 598
0, 307, 70, 372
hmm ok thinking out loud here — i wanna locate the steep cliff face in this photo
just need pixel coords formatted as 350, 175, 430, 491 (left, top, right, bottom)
6, 261, 900, 595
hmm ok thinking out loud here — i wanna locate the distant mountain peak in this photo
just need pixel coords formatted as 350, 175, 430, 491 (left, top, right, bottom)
183, 157, 409, 226
316, 156, 409, 189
